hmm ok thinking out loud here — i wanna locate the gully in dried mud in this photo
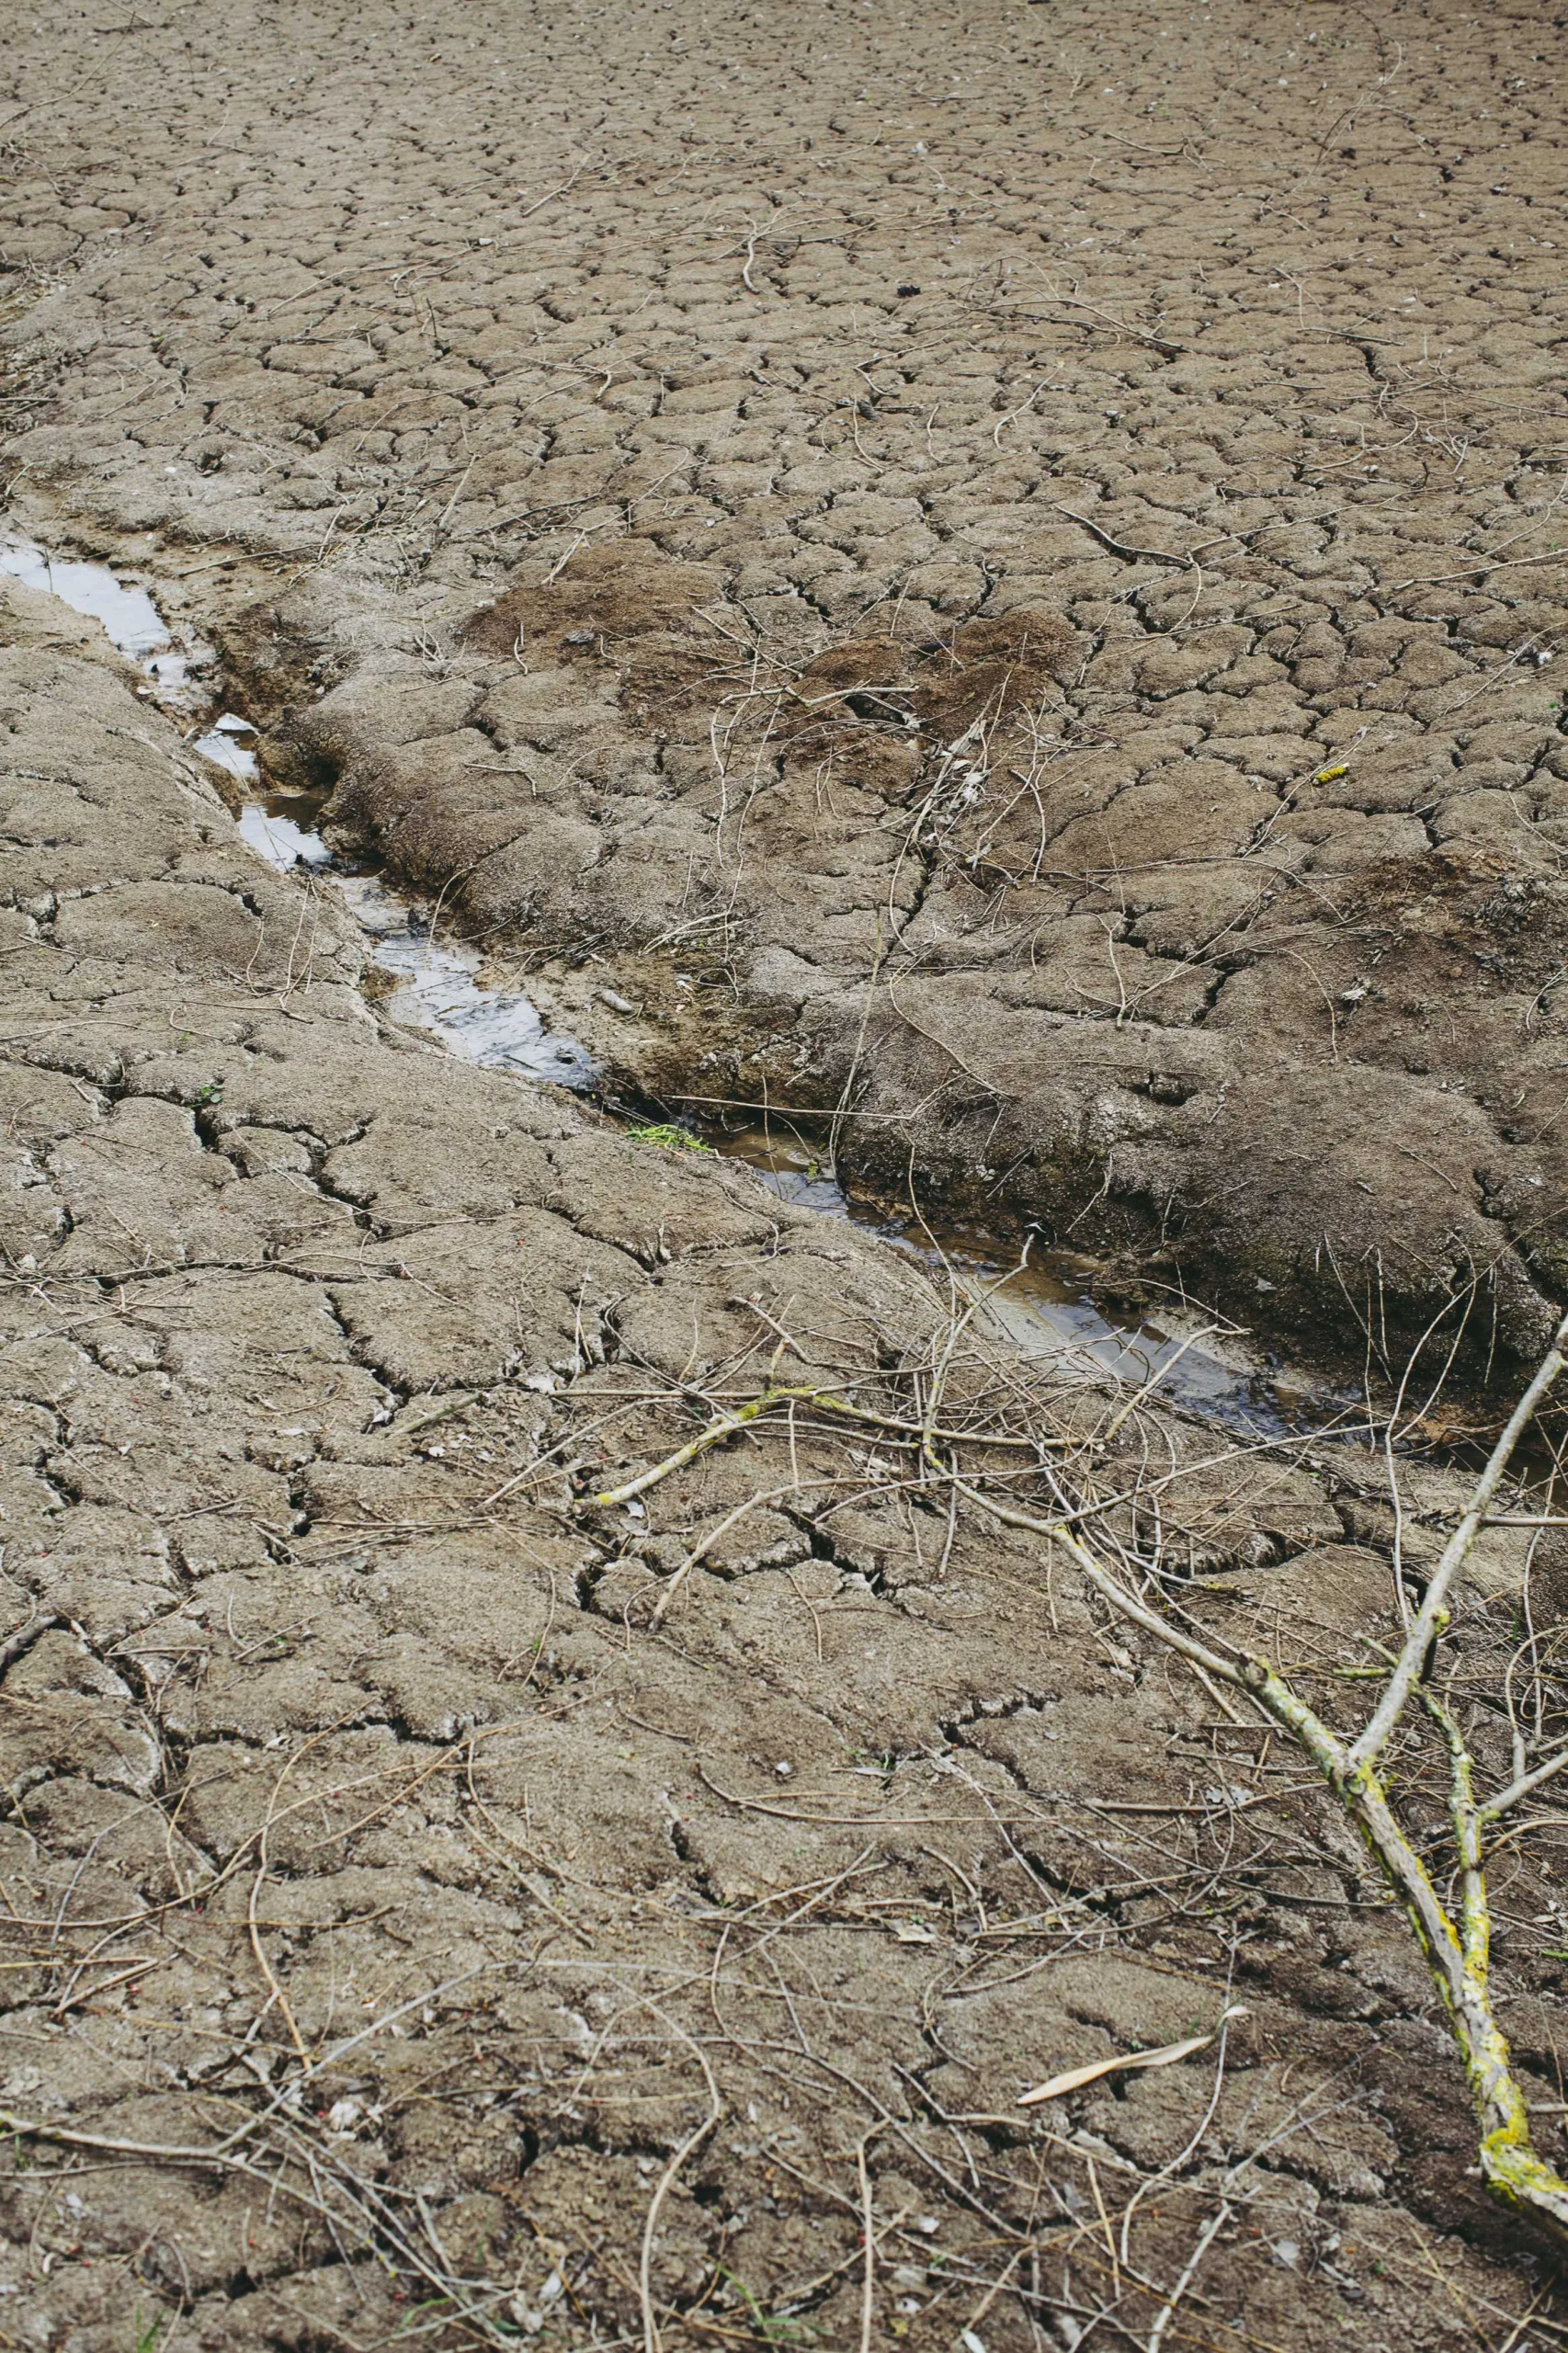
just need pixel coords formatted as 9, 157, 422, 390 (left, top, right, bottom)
3, 526, 1332, 1444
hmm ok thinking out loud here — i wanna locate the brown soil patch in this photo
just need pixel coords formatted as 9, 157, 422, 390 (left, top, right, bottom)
470, 540, 723, 656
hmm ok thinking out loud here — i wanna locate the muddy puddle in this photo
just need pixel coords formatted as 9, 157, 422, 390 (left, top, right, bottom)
240, 776, 594, 1088
3, 524, 1339, 1438
707, 1120, 1325, 1433
1, 530, 210, 699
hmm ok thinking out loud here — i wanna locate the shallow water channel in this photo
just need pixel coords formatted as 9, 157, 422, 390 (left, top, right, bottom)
3, 527, 1331, 1437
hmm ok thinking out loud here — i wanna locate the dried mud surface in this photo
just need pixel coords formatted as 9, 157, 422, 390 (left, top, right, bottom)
3, 3, 1568, 2347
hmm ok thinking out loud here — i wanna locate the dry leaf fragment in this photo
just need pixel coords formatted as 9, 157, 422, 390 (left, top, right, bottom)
1018, 2009, 1245, 2108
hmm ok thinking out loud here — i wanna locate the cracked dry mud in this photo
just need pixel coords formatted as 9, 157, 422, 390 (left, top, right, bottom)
6, 0, 1568, 1376
4, 3, 1568, 2348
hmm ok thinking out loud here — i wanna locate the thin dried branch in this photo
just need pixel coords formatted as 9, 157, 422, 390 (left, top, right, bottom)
1350, 1308, 1568, 1772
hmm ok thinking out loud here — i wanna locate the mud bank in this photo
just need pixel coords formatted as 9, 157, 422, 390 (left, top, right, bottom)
283, 551, 1568, 1397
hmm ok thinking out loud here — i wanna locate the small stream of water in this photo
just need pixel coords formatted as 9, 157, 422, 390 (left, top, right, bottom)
3, 526, 1331, 1437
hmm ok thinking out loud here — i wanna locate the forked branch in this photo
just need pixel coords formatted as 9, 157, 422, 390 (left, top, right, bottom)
956, 1313, 1568, 2248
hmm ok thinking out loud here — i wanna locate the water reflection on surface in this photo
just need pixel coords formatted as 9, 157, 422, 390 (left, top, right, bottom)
234, 779, 594, 1085
236, 801, 333, 868
0, 532, 211, 698
335, 869, 596, 1086
709, 1120, 1315, 1431
197, 711, 264, 783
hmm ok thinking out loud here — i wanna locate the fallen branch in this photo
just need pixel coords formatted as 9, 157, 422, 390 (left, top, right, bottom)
950, 1309, 1568, 2247
591, 1380, 1054, 1507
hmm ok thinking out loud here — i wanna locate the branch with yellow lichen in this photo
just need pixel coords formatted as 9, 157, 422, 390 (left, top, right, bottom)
956, 1305, 1568, 2248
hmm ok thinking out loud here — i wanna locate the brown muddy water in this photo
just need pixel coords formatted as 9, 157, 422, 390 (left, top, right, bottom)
3, 527, 1347, 1440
